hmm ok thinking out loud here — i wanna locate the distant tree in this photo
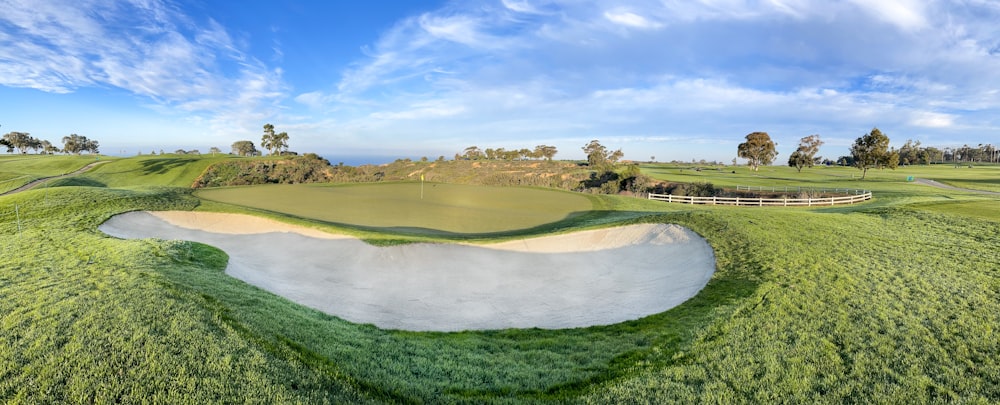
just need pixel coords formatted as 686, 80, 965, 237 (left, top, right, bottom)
209, 146, 221, 155
897, 139, 922, 165
787, 134, 823, 172
462, 146, 483, 160
3, 132, 36, 154
232, 140, 257, 157
61, 134, 97, 155
274, 131, 289, 154
85, 139, 100, 154
261, 123, 276, 156
174, 149, 187, 155
40, 140, 59, 154
737, 132, 777, 171
534, 145, 558, 161
582, 140, 623, 170
850, 128, 891, 179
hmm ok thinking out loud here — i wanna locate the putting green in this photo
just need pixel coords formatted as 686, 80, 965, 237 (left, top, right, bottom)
195, 182, 595, 235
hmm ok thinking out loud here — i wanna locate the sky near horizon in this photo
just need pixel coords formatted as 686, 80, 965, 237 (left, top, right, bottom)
1, 0, 999, 163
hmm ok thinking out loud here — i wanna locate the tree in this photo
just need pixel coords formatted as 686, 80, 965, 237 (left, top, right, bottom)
737, 132, 778, 171
274, 131, 289, 154
897, 139, 922, 165
40, 140, 59, 154
0, 138, 11, 153
787, 134, 823, 172
462, 146, 483, 160
232, 140, 257, 156
3, 132, 35, 154
850, 128, 891, 179
534, 145, 558, 161
582, 140, 623, 170
261, 123, 276, 156
61, 134, 98, 154
209, 146, 221, 155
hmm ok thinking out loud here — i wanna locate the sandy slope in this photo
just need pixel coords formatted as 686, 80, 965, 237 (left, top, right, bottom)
100, 211, 716, 331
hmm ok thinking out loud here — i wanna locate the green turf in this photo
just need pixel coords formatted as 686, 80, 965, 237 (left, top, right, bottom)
643, 162, 1000, 195
195, 182, 596, 236
0, 155, 103, 193
72, 154, 236, 188
0, 157, 997, 403
907, 199, 1000, 221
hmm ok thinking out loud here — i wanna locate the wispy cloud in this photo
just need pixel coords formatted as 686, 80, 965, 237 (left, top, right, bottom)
308, 0, 1000, 159
603, 10, 663, 30
0, 0, 286, 135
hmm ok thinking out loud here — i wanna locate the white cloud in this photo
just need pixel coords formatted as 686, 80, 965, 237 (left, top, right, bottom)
0, 0, 287, 136
370, 103, 466, 120
604, 10, 663, 29
846, 0, 928, 31
910, 111, 955, 128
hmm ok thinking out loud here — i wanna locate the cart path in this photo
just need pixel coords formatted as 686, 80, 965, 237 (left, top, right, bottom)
915, 178, 1000, 195
0, 160, 110, 196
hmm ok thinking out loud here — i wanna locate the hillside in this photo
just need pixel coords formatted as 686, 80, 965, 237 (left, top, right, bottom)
192, 156, 610, 191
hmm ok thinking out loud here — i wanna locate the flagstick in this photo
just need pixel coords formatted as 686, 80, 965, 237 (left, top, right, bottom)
420, 174, 424, 199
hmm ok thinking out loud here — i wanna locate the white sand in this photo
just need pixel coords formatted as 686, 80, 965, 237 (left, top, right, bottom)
100, 211, 716, 332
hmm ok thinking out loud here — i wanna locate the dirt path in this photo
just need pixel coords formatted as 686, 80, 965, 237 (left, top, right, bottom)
0, 160, 109, 196
915, 178, 1000, 195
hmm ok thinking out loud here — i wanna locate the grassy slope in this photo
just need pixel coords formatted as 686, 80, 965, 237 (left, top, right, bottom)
72, 154, 236, 188
0, 155, 103, 193
0, 157, 997, 403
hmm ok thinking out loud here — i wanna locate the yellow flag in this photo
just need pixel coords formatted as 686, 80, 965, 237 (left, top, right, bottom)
421, 174, 425, 181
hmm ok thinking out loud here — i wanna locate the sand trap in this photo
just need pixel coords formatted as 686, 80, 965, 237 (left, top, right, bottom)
100, 211, 716, 331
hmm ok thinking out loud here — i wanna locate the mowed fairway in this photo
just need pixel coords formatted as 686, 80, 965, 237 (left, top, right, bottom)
195, 182, 594, 235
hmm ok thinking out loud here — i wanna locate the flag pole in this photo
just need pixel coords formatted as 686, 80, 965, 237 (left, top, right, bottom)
420, 174, 424, 199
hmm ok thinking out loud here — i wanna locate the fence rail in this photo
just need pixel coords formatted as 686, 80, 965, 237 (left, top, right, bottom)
647, 189, 872, 207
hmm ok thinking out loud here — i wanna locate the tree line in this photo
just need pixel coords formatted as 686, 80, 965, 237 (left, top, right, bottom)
737, 129, 998, 180
458, 145, 559, 161
1, 132, 100, 155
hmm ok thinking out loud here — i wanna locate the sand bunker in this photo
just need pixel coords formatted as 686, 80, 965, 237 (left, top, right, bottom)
100, 211, 716, 331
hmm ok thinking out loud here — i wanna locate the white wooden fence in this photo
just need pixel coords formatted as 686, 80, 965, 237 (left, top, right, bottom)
647, 188, 872, 207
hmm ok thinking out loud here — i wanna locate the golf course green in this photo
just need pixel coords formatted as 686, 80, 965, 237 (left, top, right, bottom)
195, 182, 595, 235
0, 154, 997, 403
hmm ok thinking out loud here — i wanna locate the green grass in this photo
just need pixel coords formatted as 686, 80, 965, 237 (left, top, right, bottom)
0, 155, 103, 193
72, 154, 236, 188
907, 199, 1000, 221
643, 162, 1000, 195
195, 182, 595, 236
0, 157, 997, 403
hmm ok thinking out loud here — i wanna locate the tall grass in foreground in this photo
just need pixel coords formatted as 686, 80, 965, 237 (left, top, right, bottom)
0, 159, 997, 402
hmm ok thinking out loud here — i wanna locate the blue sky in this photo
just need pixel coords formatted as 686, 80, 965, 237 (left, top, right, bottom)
1, 0, 999, 163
